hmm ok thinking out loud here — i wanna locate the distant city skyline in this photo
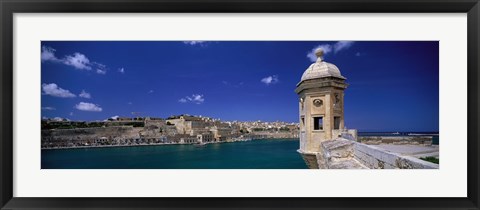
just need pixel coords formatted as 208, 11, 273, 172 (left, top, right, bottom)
41, 41, 439, 132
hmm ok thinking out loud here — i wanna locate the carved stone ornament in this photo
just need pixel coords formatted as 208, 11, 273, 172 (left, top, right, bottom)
313, 99, 323, 107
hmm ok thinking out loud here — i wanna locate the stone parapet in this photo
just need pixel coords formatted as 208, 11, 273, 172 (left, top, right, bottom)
304, 138, 439, 169
320, 139, 367, 169
332, 129, 357, 140
353, 142, 439, 169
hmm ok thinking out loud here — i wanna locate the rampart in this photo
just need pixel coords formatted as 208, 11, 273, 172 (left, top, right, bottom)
42, 126, 142, 148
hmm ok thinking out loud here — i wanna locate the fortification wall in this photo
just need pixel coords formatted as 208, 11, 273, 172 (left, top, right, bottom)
251, 131, 298, 139
42, 126, 141, 141
358, 136, 432, 145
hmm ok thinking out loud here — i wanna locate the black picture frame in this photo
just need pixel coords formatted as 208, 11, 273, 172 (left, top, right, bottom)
1, 0, 479, 209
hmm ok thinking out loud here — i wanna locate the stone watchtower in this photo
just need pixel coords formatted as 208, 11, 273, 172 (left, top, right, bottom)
295, 48, 349, 168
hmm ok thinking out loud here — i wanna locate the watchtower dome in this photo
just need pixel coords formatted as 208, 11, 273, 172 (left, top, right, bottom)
295, 48, 348, 167
301, 49, 345, 81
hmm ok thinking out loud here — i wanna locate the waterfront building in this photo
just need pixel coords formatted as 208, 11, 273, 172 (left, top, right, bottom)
196, 133, 214, 143
181, 136, 198, 144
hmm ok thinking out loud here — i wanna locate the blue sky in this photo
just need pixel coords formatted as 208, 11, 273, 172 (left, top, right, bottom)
41, 41, 439, 132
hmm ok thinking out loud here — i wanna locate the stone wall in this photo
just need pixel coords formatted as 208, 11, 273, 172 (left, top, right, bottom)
358, 136, 432, 145
320, 139, 366, 169
310, 138, 439, 169
298, 151, 320, 169
41, 126, 142, 147
331, 129, 357, 140
42, 126, 141, 140
352, 142, 438, 169
250, 131, 298, 139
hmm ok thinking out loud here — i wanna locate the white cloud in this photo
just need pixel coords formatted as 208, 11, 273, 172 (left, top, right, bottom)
307, 41, 355, 62
93, 62, 107, 74
41, 107, 56, 110
42, 46, 109, 74
75, 102, 102, 112
179, 94, 205, 104
53, 117, 69, 122
41, 46, 60, 62
79, 90, 91, 99
42, 83, 76, 98
94, 62, 106, 68
183, 41, 206, 45
307, 44, 332, 62
96, 69, 107, 74
261, 75, 279, 85
119, 68, 125, 73
191, 94, 205, 104
334, 41, 355, 53
63, 53, 92, 70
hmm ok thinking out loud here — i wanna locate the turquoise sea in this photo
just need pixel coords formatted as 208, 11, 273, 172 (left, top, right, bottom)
41, 139, 308, 169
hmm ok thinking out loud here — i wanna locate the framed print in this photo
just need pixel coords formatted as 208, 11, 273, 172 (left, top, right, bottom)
1, 0, 479, 209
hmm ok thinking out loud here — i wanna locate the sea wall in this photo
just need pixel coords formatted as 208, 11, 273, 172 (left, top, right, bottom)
298, 152, 321, 169
358, 136, 432, 145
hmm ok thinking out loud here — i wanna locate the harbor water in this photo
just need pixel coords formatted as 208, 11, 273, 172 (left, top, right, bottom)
42, 139, 308, 169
